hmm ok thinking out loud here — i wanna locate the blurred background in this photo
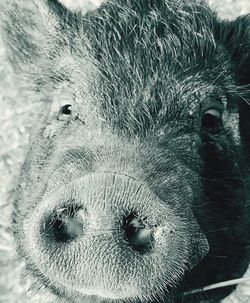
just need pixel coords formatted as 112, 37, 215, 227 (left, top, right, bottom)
0, 1, 250, 302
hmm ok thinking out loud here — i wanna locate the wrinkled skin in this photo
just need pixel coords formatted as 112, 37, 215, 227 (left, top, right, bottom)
1, 0, 250, 302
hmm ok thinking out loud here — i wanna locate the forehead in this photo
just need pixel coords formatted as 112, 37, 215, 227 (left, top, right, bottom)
51, 0, 228, 133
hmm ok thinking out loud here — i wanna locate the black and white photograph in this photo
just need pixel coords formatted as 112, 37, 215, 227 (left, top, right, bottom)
0, 1, 250, 302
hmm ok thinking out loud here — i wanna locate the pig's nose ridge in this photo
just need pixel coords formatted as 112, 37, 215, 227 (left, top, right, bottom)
38, 172, 159, 253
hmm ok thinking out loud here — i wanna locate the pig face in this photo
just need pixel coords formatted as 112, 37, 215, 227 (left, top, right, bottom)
1, 0, 250, 302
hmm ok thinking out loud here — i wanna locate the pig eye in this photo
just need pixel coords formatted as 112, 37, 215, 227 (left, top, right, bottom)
202, 109, 222, 133
57, 104, 72, 121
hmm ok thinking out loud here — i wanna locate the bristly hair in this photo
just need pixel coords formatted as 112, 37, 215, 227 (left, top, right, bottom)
0, 2, 250, 302
47, 0, 234, 134
0, 0, 246, 136
0, 0, 229, 137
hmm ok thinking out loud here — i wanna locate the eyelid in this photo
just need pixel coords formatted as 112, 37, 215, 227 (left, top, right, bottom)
202, 99, 225, 115
57, 104, 72, 121
204, 108, 222, 118
60, 104, 72, 115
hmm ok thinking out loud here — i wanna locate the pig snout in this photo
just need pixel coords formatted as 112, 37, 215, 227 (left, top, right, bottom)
23, 172, 206, 300
41, 176, 155, 253
43, 207, 154, 252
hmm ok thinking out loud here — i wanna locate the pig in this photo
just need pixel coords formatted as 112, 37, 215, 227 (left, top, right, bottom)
0, 0, 250, 302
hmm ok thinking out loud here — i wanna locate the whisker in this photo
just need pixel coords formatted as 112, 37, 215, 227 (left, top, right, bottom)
182, 277, 250, 297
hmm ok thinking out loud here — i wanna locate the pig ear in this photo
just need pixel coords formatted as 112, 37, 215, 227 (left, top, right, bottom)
0, 0, 106, 72
0, 1, 59, 71
219, 15, 250, 161
220, 15, 250, 85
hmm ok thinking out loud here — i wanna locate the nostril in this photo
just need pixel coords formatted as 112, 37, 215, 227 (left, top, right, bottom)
123, 213, 154, 254
42, 205, 85, 244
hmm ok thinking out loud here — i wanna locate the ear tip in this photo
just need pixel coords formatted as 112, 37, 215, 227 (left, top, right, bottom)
58, 0, 107, 13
